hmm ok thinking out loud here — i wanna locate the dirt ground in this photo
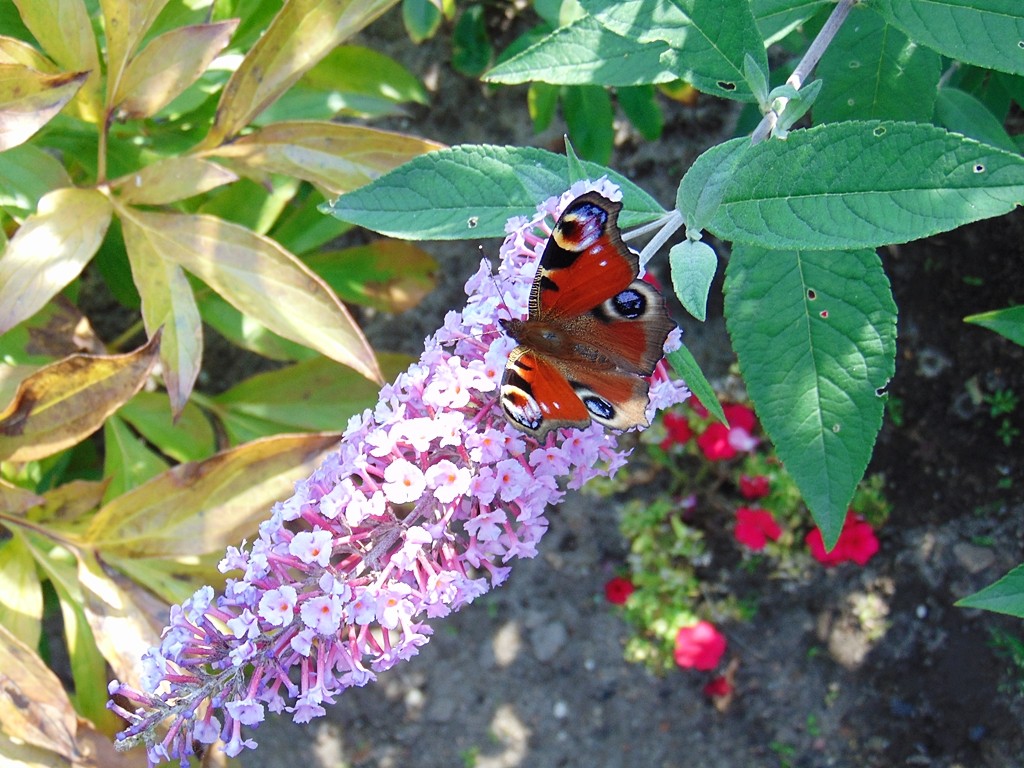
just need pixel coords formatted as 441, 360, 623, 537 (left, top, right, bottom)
242, 9, 1024, 768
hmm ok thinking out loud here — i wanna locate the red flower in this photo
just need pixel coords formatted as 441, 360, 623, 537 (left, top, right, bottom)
696, 404, 759, 461
604, 576, 635, 605
734, 507, 782, 551
674, 620, 727, 671
806, 513, 879, 567
660, 411, 693, 449
703, 676, 733, 698
690, 397, 709, 419
739, 474, 770, 500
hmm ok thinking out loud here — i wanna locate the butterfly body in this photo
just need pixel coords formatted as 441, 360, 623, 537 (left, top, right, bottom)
500, 192, 675, 439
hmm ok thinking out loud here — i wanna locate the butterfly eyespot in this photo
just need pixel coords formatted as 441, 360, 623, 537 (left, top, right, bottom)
583, 394, 615, 420
612, 288, 646, 319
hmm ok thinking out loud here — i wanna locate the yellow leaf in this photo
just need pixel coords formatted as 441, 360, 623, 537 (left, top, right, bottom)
117, 206, 382, 383
113, 156, 238, 205
0, 478, 44, 515
98, 0, 171, 102
0, 35, 58, 72
0, 623, 78, 760
0, 187, 113, 334
206, 0, 398, 145
86, 432, 342, 557
33, 479, 108, 527
0, 64, 88, 150
209, 120, 445, 196
0, 332, 161, 463
10, 0, 102, 122
76, 551, 165, 692
114, 20, 239, 119
122, 214, 202, 415
0, 534, 43, 648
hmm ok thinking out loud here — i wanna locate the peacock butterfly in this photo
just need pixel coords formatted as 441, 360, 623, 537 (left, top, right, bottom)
500, 192, 676, 439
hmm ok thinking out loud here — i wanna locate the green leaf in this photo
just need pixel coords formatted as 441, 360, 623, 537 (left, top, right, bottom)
0, 534, 43, 649
0, 144, 72, 219
585, 0, 767, 100
871, 0, 1024, 76
403, 0, 443, 42
270, 189, 354, 256
195, 288, 318, 362
118, 390, 216, 462
723, 245, 897, 546
752, 0, 832, 45
618, 85, 664, 140
669, 239, 717, 321
666, 345, 727, 425
964, 304, 1024, 347
484, 15, 676, 87
452, 5, 493, 76
528, 82, 560, 131
935, 87, 1019, 153
305, 240, 438, 313
324, 144, 665, 240
299, 44, 428, 107
708, 121, 1024, 250
563, 85, 614, 163
814, 5, 941, 122
102, 415, 169, 502
956, 564, 1024, 617
676, 135, 750, 235
212, 355, 404, 433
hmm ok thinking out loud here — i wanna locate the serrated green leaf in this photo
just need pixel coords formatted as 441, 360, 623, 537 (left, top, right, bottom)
956, 564, 1024, 617
669, 240, 717, 321
563, 85, 614, 163
935, 87, 1019, 153
484, 15, 676, 87
724, 245, 897, 545
871, 0, 1024, 76
964, 304, 1024, 346
618, 85, 664, 140
752, 0, 831, 45
676, 136, 750, 235
666, 345, 726, 425
324, 144, 665, 239
814, 5, 941, 122
585, 0, 766, 100
709, 121, 1024, 250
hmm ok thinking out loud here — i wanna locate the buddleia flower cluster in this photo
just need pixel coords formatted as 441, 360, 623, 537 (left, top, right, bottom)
108, 180, 689, 765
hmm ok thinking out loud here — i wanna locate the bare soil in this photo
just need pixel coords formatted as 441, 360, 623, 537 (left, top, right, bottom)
243, 9, 1024, 768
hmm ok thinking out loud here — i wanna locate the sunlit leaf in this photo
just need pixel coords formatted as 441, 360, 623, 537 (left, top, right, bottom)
300, 44, 428, 108
113, 156, 238, 205
0, 478, 44, 516
85, 432, 343, 557
0, 623, 78, 760
98, 0, 171, 95
0, 187, 113, 334
114, 19, 239, 119
0, 34, 58, 72
117, 206, 382, 383
11, 0, 102, 120
122, 208, 203, 414
0, 534, 43, 648
206, 0, 398, 145
0, 143, 72, 219
0, 332, 161, 463
208, 120, 445, 196
30, 479, 107, 527
0, 64, 88, 150
107, 551, 224, 606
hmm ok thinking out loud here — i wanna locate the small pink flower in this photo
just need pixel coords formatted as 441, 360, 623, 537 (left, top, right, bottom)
739, 474, 770, 500
382, 458, 426, 503
674, 620, 727, 671
258, 586, 297, 626
289, 529, 333, 567
604, 576, 635, 605
703, 675, 733, 698
806, 513, 879, 567
426, 459, 472, 503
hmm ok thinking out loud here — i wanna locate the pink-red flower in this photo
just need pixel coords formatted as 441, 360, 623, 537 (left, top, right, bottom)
604, 576, 635, 605
702, 675, 733, 698
806, 513, 879, 567
739, 474, 770, 500
696, 404, 759, 461
660, 411, 693, 449
734, 507, 782, 551
674, 620, 727, 671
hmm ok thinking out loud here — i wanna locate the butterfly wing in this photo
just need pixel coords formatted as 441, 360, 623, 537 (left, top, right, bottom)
501, 346, 651, 438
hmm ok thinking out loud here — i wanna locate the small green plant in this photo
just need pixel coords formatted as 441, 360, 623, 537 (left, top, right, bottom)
984, 388, 1020, 446
989, 627, 1024, 699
